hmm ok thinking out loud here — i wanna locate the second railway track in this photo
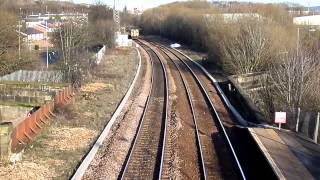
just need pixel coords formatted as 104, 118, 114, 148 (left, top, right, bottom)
120, 40, 169, 179
155, 43, 245, 179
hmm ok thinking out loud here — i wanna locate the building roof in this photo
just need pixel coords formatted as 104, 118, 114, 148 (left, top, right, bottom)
26, 18, 43, 22
40, 22, 56, 28
26, 27, 43, 35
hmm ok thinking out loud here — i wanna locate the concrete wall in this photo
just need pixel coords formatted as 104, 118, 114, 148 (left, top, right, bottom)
0, 84, 60, 106
229, 72, 267, 91
0, 122, 13, 161
0, 105, 31, 125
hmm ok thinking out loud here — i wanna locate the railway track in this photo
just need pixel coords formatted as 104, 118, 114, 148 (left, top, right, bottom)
148, 40, 207, 179
159, 45, 208, 179
71, 39, 277, 180
152, 42, 245, 179
151, 40, 278, 180
119, 39, 276, 179
120, 40, 169, 179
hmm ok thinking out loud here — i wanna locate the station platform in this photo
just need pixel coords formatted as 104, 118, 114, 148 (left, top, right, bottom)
248, 128, 320, 180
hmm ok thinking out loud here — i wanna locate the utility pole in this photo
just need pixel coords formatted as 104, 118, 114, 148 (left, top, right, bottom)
18, 8, 21, 60
46, 6, 49, 69
296, 27, 300, 57
113, 0, 120, 33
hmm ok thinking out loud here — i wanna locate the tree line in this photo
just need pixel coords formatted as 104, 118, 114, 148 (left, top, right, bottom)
139, 1, 320, 122
0, 6, 35, 76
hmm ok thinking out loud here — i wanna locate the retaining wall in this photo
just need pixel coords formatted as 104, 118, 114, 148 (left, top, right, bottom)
0, 82, 65, 106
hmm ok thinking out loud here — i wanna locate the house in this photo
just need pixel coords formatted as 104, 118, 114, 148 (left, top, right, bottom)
26, 27, 44, 41
26, 27, 53, 49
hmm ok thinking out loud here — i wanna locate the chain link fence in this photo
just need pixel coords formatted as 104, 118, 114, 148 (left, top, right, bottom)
286, 110, 320, 144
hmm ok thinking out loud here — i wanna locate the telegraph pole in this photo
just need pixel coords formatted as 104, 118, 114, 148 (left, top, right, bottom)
296, 27, 300, 57
19, 8, 21, 60
46, 6, 49, 69
113, 0, 120, 32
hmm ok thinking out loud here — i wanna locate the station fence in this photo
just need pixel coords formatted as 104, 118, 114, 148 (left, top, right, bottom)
285, 109, 320, 144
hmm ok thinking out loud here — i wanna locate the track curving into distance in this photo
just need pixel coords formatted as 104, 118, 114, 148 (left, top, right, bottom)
120, 40, 169, 180
151, 42, 246, 180
160, 46, 208, 179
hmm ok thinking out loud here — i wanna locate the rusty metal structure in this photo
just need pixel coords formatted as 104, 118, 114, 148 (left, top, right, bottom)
9, 86, 74, 154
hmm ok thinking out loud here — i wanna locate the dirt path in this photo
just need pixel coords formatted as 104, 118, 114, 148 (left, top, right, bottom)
0, 48, 139, 180
82, 46, 152, 179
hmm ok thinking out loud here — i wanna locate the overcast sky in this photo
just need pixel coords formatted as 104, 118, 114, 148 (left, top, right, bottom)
73, 0, 320, 10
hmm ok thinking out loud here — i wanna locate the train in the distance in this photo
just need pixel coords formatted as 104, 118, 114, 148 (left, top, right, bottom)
130, 29, 139, 39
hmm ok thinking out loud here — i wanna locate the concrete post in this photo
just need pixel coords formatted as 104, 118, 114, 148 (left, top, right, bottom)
0, 122, 13, 161
295, 107, 301, 132
314, 112, 320, 144
0, 109, 2, 123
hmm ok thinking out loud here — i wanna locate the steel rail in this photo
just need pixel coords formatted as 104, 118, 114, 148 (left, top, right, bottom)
156, 45, 207, 180
144, 40, 170, 180
119, 42, 154, 180
138, 40, 170, 180
170, 47, 286, 130
160, 44, 247, 180
120, 40, 169, 180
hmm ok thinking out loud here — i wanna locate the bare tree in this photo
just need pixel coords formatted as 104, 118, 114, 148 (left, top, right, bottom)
0, 11, 17, 58
221, 19, 272, 74
52, 19, 91, 87
269, 50, 319, 112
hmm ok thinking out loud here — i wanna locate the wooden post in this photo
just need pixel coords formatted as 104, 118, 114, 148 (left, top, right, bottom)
314, 112, 320, 144
295, 107, 301, 132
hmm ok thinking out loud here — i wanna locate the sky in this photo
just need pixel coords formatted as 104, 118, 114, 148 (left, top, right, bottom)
73, 0, 320, 10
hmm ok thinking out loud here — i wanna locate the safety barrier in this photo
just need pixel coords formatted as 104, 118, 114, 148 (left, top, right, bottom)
55, 85, 74, 107
9, 85, 74, 154
10, 102, 55, 153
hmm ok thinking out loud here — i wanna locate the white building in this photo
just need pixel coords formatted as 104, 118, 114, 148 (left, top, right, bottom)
204, 13, 263, 23
293, 15, 320, 26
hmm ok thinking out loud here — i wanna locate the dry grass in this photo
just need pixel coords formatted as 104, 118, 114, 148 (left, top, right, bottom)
0, 47, 139, 179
